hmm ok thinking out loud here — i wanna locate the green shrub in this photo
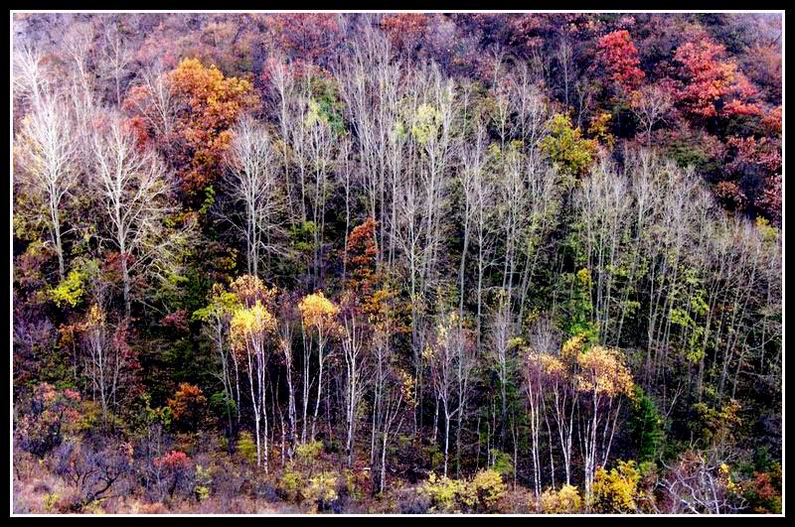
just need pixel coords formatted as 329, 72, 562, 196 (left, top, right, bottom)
236, 431, 257, 465
489, 449, 515, 478
421, 470, 505, 513
295, 440, 323, 463
628, 387, 665, 463
50, 267, 87, 308
194, 464, 212, 502
540, 113, 598, 180
195, 485, 210, 502
279, 468, 304, 502
341, 468, 364, 501
43, 492, 60, 512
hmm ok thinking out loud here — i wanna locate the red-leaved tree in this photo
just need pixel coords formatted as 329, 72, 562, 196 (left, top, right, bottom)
595, 30, 645, 95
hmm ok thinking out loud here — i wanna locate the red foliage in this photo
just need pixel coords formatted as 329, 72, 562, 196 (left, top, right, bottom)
595, 30, 645, 94
125, 114, 151, 148
744, 470, 782, 513
725, 134, 781, 223
155, 450, 191, 470
506, 13, 545, 50
264, 14, 342, 63
673, 40, 761, 120
762, 106, 782, 135
112, 319, 141, 377
103, 251, 135, 283
727, 136, 781, 175
121, 85, 158, 145
162, 310, 189, 333
759, 174, 782, 225
742, 42, 782, 101
13, 243, 53, 298
381, 14, 430, 54
345, 217, 379, 296
63, 388, 81, 401
15, 383, 83, 458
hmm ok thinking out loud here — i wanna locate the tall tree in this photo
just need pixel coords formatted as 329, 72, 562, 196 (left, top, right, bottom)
91, 117, 173, 317
16, 92, 76, 282
225, 115, 284, 277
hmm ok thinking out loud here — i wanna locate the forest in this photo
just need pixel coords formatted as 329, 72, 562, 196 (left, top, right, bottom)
11, 12, 782, 514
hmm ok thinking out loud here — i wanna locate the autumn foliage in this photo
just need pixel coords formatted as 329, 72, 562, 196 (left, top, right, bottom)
168, 58, 260, 195
595, 30, 645, 95
673, 40, 761, 120
12, 12, 781, 515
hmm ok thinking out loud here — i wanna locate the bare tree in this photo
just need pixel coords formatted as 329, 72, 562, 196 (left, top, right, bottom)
13, 46, 48, 110
425, 311, 476, 477
276, 294, 299, 458
335, 23, 399, 265
466, 125, 500, 349
631, 83, 674, 146
305, 94, 336, 289
392, 64, 457, 433
125, 60, 177, 143
225, 115, 284, 277
16, 92, 76, 281
62, 23, 98, 140
486, 293, 509, 438
659, 451, 746, 514
98, 21, 133, 105
367, 295, 413, 493
556, 39, 573, 108
92, 116, 172, 317
509, 61, 549, 155
339, 294, 370, 467
80, 303, 133, 419
576, 157, 633, 343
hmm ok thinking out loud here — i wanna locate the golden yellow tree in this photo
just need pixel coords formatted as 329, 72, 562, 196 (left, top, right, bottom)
298, 291, 339, 442
230, 278, 277, 471
575, 345, 635, 503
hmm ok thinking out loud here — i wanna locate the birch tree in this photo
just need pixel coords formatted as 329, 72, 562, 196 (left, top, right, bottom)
298, 292, 339, 442
425, 311, 476, 477
339, 293, 370, 467
92, 117, 172, 317
16, 92, 76, 282
225, 115, 284, 278
229, 276, 278, 471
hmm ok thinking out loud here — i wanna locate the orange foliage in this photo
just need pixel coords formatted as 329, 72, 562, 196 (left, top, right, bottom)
345, 217, 379, 296
575, 346, 635, 398
229, 274, 277, 309
168, 58, 259, 195
714, 181, 747, 211
167, 383, 207, 430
